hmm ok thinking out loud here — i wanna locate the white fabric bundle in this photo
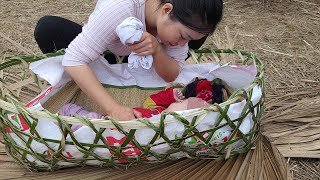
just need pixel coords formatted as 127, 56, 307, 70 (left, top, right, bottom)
116, 17, 153, 69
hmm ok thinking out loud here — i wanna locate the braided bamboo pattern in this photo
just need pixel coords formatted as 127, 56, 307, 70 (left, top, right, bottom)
0, 49, 264, 171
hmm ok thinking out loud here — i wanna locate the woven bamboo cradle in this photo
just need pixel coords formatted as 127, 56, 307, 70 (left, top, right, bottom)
0, 49, 264, 171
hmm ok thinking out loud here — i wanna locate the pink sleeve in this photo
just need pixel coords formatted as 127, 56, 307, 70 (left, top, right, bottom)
62, 0, 134, 66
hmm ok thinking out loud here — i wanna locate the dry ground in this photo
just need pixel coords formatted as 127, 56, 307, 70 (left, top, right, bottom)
1, 0, 320, 179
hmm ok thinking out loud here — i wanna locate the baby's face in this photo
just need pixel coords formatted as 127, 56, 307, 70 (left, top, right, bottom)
186, 97, 210, 109
165, 100, 189, 112
165, 97, 210, 112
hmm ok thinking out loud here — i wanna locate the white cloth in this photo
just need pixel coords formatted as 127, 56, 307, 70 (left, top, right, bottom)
29, 55, 258, 90
29, 55, 222, 88
116, 17, 153, 69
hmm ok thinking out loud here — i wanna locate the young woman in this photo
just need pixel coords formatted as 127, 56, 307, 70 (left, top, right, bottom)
34, 0, 223, 121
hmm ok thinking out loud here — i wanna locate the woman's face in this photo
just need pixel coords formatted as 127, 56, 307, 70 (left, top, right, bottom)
156, 3, 205, 47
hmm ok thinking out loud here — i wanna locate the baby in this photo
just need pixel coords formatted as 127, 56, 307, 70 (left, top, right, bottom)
59, 87, 210, 119
59, 78, 229, 124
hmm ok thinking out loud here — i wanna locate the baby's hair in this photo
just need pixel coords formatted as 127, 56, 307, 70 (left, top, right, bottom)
158, 0, 223, 35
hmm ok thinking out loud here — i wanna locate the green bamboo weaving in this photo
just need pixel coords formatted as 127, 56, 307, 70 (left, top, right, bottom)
0, 49, 264, 171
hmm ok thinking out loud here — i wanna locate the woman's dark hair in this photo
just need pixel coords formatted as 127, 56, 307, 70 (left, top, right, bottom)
159, 0, 223, 35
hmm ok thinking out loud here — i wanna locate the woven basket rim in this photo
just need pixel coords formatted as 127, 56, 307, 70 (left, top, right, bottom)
0, 48, 265, 171
0, 48, 264, 129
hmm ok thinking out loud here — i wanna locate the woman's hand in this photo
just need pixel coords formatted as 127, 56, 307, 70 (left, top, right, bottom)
128, 32, 180, 82
173, 89, 185, 102
108, 104, 142, 121
64, 65, 142, 121
128, 32, 161, 56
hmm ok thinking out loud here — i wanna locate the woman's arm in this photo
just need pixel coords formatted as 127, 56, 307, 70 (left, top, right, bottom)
128, 32, 181, 82
152, 46, 180, 82
64, 65, 141, 120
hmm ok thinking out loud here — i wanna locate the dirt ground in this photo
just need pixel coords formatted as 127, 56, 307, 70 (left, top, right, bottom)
0, 0, 320, 179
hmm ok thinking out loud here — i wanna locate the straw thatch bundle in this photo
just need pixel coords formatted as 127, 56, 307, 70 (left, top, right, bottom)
262, 89, 320, 158
0, 49, 264, 171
